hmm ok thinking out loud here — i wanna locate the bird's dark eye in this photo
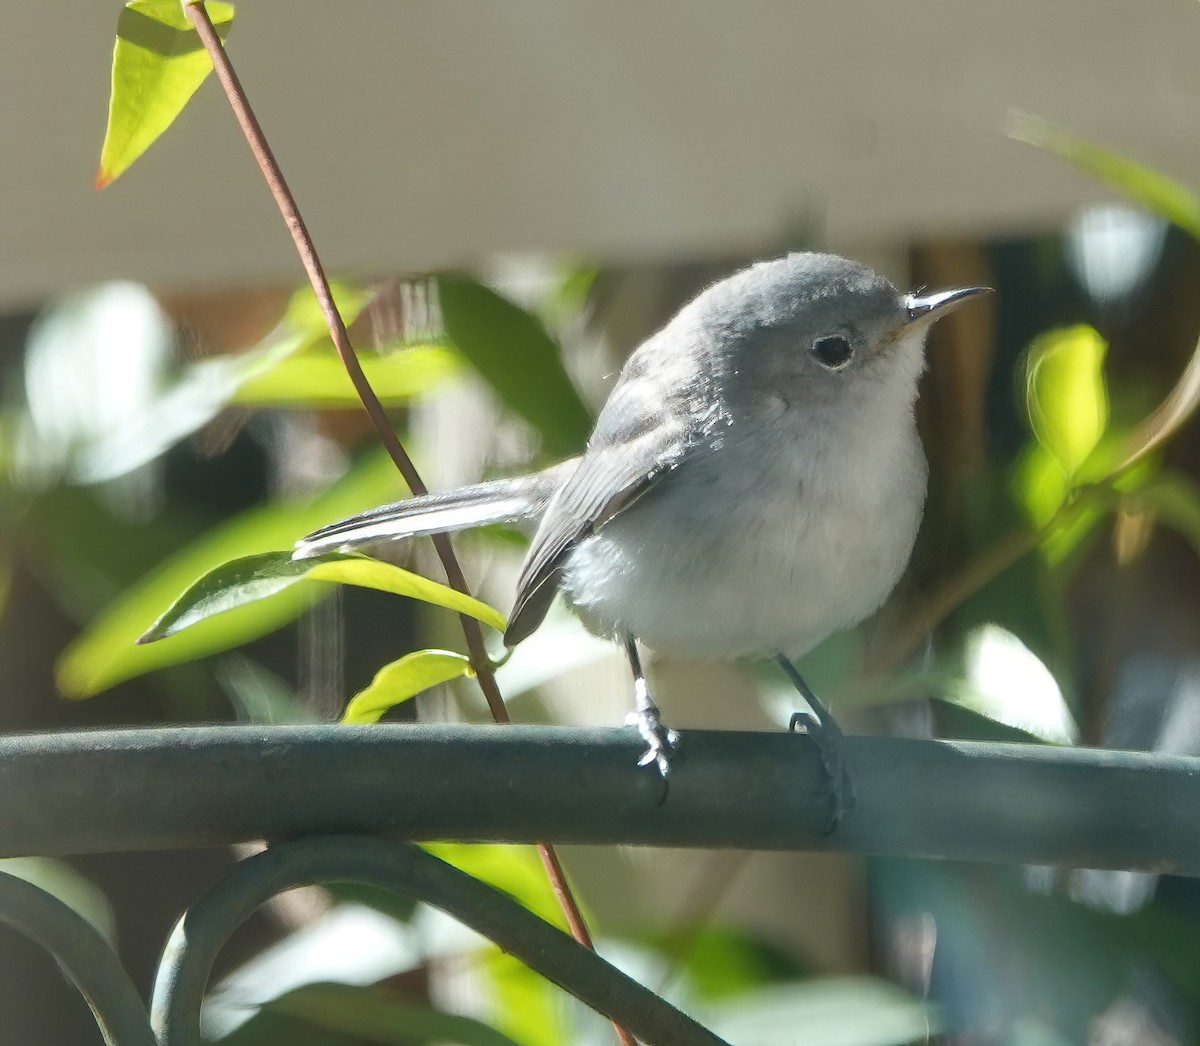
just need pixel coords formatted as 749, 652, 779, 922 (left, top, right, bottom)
810, 335, 853, 369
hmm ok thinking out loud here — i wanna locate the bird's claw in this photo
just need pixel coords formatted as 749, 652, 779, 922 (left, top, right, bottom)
626, 709, 681, 792
789, 710, 857, 834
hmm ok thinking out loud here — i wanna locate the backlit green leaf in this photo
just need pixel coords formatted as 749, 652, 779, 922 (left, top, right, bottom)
484, 949, 569, 1046
1010, 112, 1200, 240
276, 282, 372, 356
223, 281, 379, 392
233, 345, 463, 407
424, 843, 571, 930
137, 551, 325, 643
1011, 443, 1108, 564
664, 926, 802, 1000
306, 558, 506, 632
97, 1, 235, 188
1025, 325, 1109, 480
1013, 444, 1072, 528
138, 551, 502, 648
342, 649, 472, 724
438, 276, 592, 458
56, 451, 403, 698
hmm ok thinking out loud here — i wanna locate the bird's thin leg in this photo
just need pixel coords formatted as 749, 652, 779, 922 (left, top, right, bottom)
624, 636, 680, 783
777, 655, 857, 831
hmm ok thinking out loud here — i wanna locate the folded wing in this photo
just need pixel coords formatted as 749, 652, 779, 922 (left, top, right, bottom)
294, 461, 576, 559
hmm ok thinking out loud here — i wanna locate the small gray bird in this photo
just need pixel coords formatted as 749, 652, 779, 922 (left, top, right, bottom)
296, 252, 990, 822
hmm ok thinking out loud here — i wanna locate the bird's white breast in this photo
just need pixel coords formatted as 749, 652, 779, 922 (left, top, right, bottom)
560, 388, 927, 660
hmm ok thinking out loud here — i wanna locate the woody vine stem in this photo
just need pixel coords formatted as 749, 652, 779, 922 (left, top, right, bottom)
179, 5, 633, 1044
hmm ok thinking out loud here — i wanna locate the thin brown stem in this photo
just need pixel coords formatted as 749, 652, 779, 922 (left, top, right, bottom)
183, 7, 630, 1042
181, 8, 507, 724
538, 842, 594, 948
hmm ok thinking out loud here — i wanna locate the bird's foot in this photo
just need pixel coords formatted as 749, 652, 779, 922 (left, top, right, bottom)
625, 707, 681, 795
789, 709, 857, 833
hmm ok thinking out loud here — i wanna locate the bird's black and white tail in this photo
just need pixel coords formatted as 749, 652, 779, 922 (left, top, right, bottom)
293, 460, 576, 559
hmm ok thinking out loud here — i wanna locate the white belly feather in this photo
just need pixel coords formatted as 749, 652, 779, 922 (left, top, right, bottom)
560, 401, 927, 659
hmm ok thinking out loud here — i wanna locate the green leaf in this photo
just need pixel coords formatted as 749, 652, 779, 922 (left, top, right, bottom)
1025, 325, 1109, 480
484, 949, 570, 1046
275, 282, 372, 356
307, 559, 506, 632
56, 451, 404, 698
1012, 443, 1072, 527
342, 649, 472, 724
264, 982, 523, 1046
137, 551, 323, 643
540, 262, 599, 329
438, 276, 592, 458
1011, 444, 1110, 565
138, 552, 503, 648
97, 1, 235, 188
233, 345, 463, 407
423, 843, 569, 930
1009, 112, 1200, 240
421, 844, 576, 1046
220, 281, 380, 398
660, 926, 801, 1001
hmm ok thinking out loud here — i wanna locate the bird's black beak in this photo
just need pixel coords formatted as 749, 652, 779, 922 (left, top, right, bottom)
904, 285, 993, 327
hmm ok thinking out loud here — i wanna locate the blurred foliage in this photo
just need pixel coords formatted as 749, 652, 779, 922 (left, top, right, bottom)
1011, 112, 1200, 241
222, 981, 524, 1046
1024, 324, 1109, 481
53, 452, 402, 697
233, 345, 462, 408
438, 275, 594, 459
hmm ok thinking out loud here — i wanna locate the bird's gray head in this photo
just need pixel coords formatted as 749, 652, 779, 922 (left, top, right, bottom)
687, 251, 990, 413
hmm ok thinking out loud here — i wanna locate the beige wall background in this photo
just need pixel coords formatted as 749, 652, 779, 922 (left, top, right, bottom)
5, 1, 1200, 308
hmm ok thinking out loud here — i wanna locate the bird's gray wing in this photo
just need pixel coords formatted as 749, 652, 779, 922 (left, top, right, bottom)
294, 460, 576, 559
504, 346, 714, 645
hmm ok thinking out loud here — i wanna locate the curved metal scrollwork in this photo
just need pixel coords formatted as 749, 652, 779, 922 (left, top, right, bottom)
0, 835, 728, 1045
0, 871, 156, 1046
151, 835, 728, 1046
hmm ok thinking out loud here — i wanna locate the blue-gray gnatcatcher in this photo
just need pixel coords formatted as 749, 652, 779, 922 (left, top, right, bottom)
296, 252, 990, 823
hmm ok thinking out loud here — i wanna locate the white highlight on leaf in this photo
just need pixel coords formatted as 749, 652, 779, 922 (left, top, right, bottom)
961, 625, 1078, 744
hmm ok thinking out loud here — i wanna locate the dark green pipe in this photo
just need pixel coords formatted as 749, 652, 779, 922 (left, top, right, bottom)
2, 724, 1198, 874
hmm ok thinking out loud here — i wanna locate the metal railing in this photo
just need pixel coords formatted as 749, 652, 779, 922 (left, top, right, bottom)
3, 723, 1198, 1044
